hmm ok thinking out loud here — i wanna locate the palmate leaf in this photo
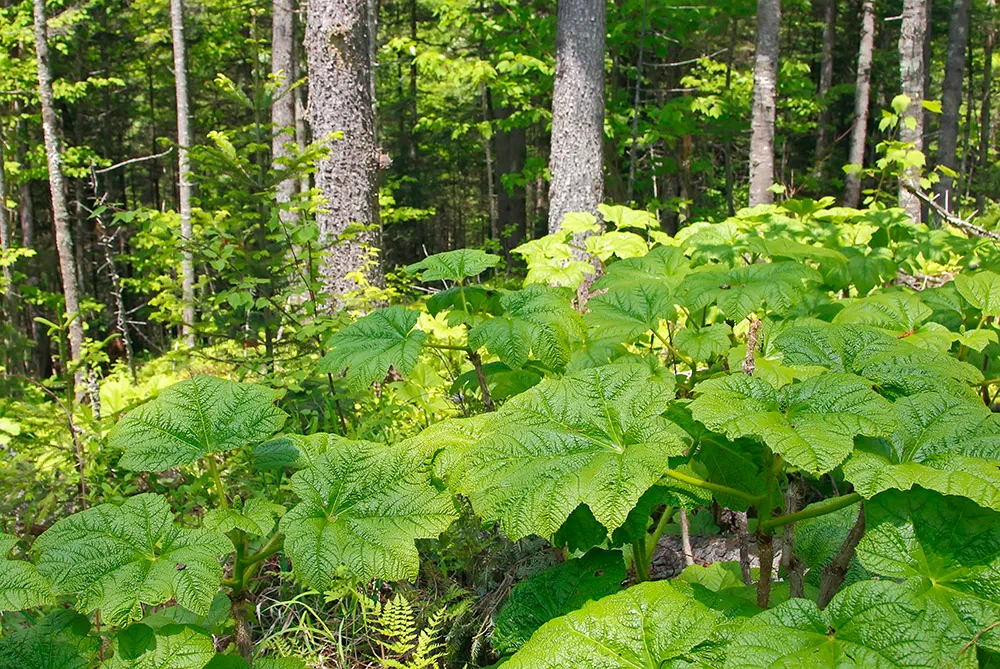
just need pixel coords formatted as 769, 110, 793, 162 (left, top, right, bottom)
203, 498, 284, 536
279, 438, 457, 589
857, 488, 1000, 653
0, 611, 96, 669
843, 391, 1000, 510
110, 376, 287, 472
675, 323, 732, 362
690, 372, 895, 475
493, 549, 626, 655
468, 285, 582, 370
318, 307, 428, 389
723, 580, 969, 668
451, 364, 689, 540
0, 533, 52, 611
104, 624, 216, 669
773, 323, 983, 399
833, 291, 954, 352
955, 270, 1000, 317
34, 493, 233, 625
679, 261, 822, 322
404, 248, 501, 282
504, 581, 719, 668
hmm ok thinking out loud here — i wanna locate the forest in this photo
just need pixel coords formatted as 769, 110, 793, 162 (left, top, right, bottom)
3, 0, 1000, 666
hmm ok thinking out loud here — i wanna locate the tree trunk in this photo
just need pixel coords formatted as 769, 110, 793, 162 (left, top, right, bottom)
170, 0, 196, 346
933, 0, 972, 218
813, 0, 836, 179
748, 0, 781, 206
843, 0, 876, 207
273, 0, 298, 221
494, 107, 527, 255
898, 0, 928, 222
0, 136, 13, 332
547, 0, 606, 233
33, 0, 84, 384
306, 0, 383, 297
979, 0, 996, 213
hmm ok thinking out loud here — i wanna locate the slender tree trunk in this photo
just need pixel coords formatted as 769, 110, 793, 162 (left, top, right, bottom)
979, 0, 996, 213
294, 40, 311, 196
33, 0, 84, 385
748, 0, 781, 206
494, 107, 527, 256
170, 0, 196, 346
813, 0, 836, 179
547, 0, 606, 232
273, 0, 298, 226
934, 0, 972, 218
898, 0, 928, 222
843, 0, 876, 207
307, 0, 383, 297
0, 136, 13, 325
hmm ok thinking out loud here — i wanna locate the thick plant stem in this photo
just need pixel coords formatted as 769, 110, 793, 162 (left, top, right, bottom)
818, 503, 866, 609
756, 531, 775, 608
759, 492, 862, 532
467, 350, 494, 411
663, 469, 764, 505
206, 456, 229, 509
781, 478, 806, 599
735, 511, 752, 585
645, 505, 674, 565
679, 508, 694, 566
231, 594, 254, 661
633, 535, 650, 582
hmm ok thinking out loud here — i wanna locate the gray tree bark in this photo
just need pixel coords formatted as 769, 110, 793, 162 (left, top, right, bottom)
170, 0, 196, 345
843, 0, 876, 207
898, 0, 928, 222
547, 0, 605, 233
306, 0, 383, 297
813, 0, 836, 178
934, 0, 972, 217
979, 0, 996, 212
272, 0, 298, 221
748, 0, 781, 206
33, 0, 84, 381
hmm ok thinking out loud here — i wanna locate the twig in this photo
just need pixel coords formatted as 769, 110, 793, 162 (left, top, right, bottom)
817, 503, 865, 608
678, 508, 695, 566
742, 317, 762, 376
959, 621, 1000, 655
735, 511, 752, 585
92, 147, 174, 174
905, 184, 1000, 241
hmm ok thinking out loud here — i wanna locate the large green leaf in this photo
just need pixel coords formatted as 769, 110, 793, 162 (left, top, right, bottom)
675, 324, 732, 362
955, 270, 1000, 317
104, 624, 216, 669
34, 494, 232, 625
468, 285, 582, 369
404, 248, 501, 282
493, 549, 626, 655
833, 291, 954, 352
773, 323, 982, 399
680, 261, 821, 321
318, 307, 428, 389
452, 364, 689, 539
0, 533, 51, 611
690, 372, 895, 475
723, 580, 968, 668
110, 376, 287, 472
0, 611, 96, 669
279, 439, 456, 589
504, 581, 719, 668
858, 488, 1000, 653
843, 392, 1000, 510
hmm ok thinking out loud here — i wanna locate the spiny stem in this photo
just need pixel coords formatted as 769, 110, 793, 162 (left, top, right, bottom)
758, 492, 862, 532
206, 456, 229, 509
663, 469, 765, 506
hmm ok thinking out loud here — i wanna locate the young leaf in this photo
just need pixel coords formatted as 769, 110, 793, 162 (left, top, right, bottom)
680, 261, 821, 322
0, 533, 51, 611
857, 488, 1000, 652
34, 494, 233, 625
675, 324, 732, 362
452, 364, 689, 539
504, 580, 718, 668
110, 376, 287, 472
104, 624, 216, 669
279, 439, 456, 589
493, 549, 626, 655
955, 271, 1000, 317
318, 307, 428, 389
723, 580, 966, 668
404, 248, 501, 283
584, 281, 675, 343
843, 392, 1000, 510
203, 498, 284, 536
690, 372, 895, 475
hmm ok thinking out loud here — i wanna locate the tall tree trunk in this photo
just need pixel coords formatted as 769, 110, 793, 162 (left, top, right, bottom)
979, 0, 996, 213
272, 0, 298, 223
748, 0, 781, 206
170, 0, 196, 346
494, 107, 527, 256
934, 0, 972, 218
33, 0, 84, 385
0, 137, 12, 317
307, 0, 383, 296
898, 0, 928, 222
843, 0, 876, 207
547, 0, 606, 233
813, 0, 836, 179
